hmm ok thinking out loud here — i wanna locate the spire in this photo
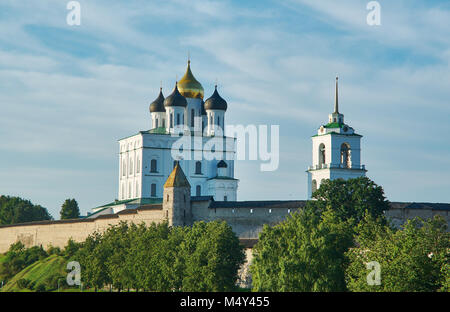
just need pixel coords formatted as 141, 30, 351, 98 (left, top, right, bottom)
334, 76, 339, 114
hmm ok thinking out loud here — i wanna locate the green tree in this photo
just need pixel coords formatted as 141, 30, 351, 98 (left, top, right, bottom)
180, 221, 245, 291
251, 207, 354, 291
0, 195, 52, 225
75, 232, 110, 291
345, 215, 450, 292
251, 177, 390, 291
312, 177, 389, 224
60, 198, 80, 220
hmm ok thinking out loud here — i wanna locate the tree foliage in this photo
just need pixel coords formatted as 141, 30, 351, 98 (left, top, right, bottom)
251, 177, 389, 292
74, 220, 245, 292
346, 215, 450, 292
0, 195, 52, 225
60, 198, 80, 220
311, 177, 390, 224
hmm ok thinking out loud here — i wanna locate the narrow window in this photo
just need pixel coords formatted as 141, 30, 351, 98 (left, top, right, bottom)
151, 183, 156, 197
177, 113, 180, 125
191, 109, 195, 127
196, 185, 201, 196
155, 118, 159, 128
195, 161, 202, 174
136, 157, 140, 173
151, 159, 157, 173
224, 196, 228, 201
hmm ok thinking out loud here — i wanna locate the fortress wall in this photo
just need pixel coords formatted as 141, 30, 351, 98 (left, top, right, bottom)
385, 208, 449, 229
192, 204, 302, 238
0, 207, 164, 253
0, 202, 448, 254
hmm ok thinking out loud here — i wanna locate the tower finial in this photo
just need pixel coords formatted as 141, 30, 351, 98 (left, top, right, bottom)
334, 76, 339, 114
188, 50, 190, 65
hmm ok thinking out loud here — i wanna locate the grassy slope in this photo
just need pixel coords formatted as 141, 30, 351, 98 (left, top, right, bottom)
1, 254, 67, 292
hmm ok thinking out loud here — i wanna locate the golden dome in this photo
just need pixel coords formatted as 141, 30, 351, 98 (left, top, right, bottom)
177, 61, 204, 99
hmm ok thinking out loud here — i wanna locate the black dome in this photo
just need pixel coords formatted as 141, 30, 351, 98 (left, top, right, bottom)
149, 88, 166, 113
164, 83, 187, 107
204, 86, 227, 111
217, 160, 228, 168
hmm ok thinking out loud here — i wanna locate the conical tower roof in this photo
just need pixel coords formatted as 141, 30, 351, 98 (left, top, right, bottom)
164, 162, 191, 188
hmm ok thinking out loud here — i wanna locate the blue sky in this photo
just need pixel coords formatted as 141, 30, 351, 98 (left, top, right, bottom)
0, 0, 449, 218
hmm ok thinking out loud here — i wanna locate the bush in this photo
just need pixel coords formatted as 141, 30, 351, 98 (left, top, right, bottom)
35, 283, 47, 292
17, 278, 30, 289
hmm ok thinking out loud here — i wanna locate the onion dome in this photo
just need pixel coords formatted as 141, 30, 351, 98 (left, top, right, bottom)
164, 82, 187, 107
177, 60, 204, 99
204, 85, 227, 111
201, 100, 206, 115
217, 160, 228, 168
149, 88, 166, 113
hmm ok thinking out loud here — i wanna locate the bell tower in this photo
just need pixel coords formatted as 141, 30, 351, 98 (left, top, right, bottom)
306, 77, 366, 198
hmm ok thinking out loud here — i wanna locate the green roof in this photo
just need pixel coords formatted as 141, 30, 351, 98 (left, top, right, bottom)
148, 127, 169, 135
323, 122, 344, 128
95, 197, 163, 209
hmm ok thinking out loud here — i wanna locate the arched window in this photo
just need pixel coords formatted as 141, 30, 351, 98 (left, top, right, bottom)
340, 143, 351, 168
224, 196, 228, 201
191, 109, 195, 127
196, 185, 201, 196
135, 181, 139, 197
151, 183, 156, 197
136, 157, 140, 173
155, 118, 159, 128
177, 113, 180, 125
169, 113, 173, 128
312, 179, 317, 193
122, 160, 126, 176
217, 116, 220, 128
319, 143, 326, 166
150, 159, 157, 173
195, 161, 202, 174
128, 182, 132, 198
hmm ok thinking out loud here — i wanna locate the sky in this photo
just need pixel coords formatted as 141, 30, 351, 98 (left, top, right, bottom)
0, 0, 449, 219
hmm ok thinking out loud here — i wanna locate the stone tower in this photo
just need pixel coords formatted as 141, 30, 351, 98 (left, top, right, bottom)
163, 161, 192, 226
307, 77, 366, 198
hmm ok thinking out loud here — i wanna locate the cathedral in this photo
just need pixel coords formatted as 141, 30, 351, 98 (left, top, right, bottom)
92, 61, 239, 215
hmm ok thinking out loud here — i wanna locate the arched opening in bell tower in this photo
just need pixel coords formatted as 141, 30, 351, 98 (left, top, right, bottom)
319, 143, 326, 167
340, 143, 351, 168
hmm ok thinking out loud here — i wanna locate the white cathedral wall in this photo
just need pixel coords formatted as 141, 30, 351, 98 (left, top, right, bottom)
118, 134, 143, 200
119, 133, 237, 200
